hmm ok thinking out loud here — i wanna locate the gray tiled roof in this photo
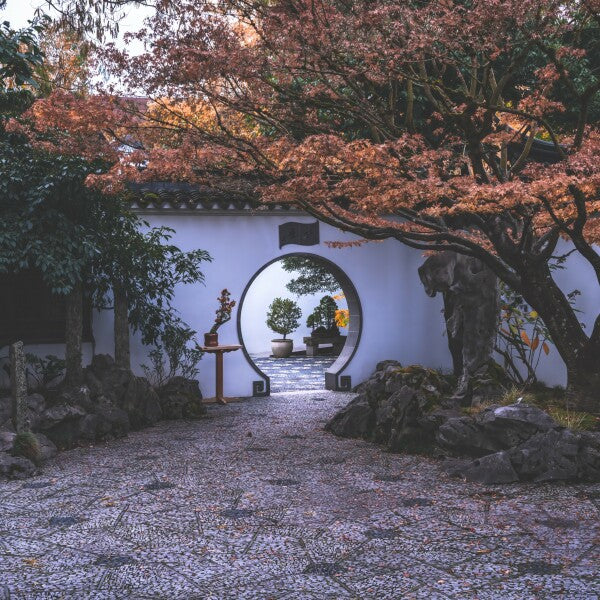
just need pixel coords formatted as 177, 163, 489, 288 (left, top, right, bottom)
126, 181, 300, 212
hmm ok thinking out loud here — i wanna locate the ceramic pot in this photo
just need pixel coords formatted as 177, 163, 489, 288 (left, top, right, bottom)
204, 332, 219, 347
271, 339, 293, 358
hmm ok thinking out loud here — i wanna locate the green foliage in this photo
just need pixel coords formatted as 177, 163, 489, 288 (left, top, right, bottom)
266, 297, 302, 339
25, 353, 65, 391
547, 406, 599, 431
91, 207, 212, 346
12, 432, 42, 465
281, 257, 340, 296
306, 296, 338, 333
0, 20, 45, 87
141, 324, 204, 387
495, 283, 553, 385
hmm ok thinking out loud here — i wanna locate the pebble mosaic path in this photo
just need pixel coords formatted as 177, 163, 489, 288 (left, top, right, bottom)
250, 356, 336, 392
0, 389, 599, 599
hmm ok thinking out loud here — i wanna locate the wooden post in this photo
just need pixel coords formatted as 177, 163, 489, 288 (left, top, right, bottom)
113, 284, 130, 370
10, 341, 28, 433
215, 351, 224, 403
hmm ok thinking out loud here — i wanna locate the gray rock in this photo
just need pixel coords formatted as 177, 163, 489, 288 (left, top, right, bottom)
0, 452, 37, 480
375, 386, 429, 451
86, 356, 161, 429
579, 432, 600, 481
26, 393, 45, 414
93, 404, 130, 438
37, 403, 87, 448
419, 252, 500, 403
450, 429, 600, 484
436, 404, 558, 457
376, 360, 402, 372
158, 377, 206, 420
508, 429, 582, 482
461, 451, 519, 484
34, 434, 57, 462
325, 396, 375, 438
120, 376, 162, 429
25, 393, 46, 430
38, 403, 87, 431
0, 431, 16, 453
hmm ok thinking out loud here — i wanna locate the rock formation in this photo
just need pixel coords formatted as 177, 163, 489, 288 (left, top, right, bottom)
418, 251, 500, 404
327, 361, 600, 484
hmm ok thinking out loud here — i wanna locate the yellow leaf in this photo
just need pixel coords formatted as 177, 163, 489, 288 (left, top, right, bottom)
529, 310, 538, 319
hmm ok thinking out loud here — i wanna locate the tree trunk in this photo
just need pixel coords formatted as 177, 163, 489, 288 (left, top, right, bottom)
567, 349, 600, 413
113, 284, 130, 370
520, 266, 599, 412
65, 282, 83, 387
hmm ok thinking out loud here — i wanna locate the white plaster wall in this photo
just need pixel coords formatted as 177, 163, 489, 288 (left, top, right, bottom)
89, 212, 454, 397
9, 215, 598, 394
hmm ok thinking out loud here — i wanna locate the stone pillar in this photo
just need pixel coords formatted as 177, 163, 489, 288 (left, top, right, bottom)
10, 341, 28, 433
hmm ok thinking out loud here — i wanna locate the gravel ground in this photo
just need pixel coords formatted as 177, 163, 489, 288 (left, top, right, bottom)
0, 390, 598, 599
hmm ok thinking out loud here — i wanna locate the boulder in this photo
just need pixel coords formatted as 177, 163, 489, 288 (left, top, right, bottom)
120, 376, 162, 429
436, 404, 558, 457
508, 429, 599, 482
326, 396, 375, 438
328, 364, 455, 450
461, 452, 519, 484
26, 393, 46, 414
375, 386, 427, 451
85, 355, 162, 429
0, 452, 37, 480
158, 377, 206, 420
86, 354, 132, 404
34, 433, 57, 462
37, 402, 87, 448
449, 429, 600, 484
0, 431, 15, 453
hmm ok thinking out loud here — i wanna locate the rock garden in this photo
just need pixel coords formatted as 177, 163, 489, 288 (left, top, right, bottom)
0, 353, 205, 480
327, 360, 600, 484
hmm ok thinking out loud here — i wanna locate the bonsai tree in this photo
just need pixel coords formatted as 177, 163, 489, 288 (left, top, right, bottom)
209, 289, 236, 334
266, 298, 302, 340
307, 296, 339, 337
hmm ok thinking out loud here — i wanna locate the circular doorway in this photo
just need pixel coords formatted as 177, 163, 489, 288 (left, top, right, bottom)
237, 253, 362, 395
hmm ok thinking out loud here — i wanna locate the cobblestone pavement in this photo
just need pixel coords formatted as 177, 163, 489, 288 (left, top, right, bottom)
0, 390, 599, 599
251, 356, 336, 392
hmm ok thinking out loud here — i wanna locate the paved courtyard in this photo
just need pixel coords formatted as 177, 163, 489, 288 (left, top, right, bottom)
251, 356, 336, 392
0, 390, 599, 599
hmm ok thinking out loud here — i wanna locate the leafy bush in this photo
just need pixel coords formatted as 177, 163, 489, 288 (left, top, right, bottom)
266, 298, 302, 339
141, 325, 203, 388
495, 283, 552, 385
25, 354, 65, 391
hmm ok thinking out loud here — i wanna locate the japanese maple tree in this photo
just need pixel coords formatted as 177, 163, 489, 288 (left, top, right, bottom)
24, 0, 600, 408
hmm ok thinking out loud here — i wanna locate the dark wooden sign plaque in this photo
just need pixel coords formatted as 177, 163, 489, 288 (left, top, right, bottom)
279, 221, 319, 249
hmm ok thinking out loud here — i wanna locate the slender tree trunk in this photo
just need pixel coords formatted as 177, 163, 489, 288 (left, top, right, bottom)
64, 282, 83, 387
113, 284, 130, 370
520, 266, 599, 412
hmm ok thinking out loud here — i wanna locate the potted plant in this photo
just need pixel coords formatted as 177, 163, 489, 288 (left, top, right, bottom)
266, 297, 302, 358
307, 296, 339, 338
204, 289, 236, 346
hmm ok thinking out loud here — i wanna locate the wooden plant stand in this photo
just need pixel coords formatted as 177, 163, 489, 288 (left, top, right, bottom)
200, 345, 242, 404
